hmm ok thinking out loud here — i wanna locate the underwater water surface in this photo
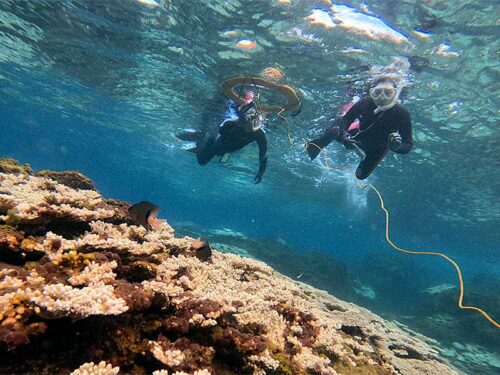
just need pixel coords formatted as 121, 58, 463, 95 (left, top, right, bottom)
0, 0, 498, 374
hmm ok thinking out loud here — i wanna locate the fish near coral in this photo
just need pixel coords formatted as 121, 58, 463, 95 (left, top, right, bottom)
191, 238, 212, 262
128, 201, 165, 231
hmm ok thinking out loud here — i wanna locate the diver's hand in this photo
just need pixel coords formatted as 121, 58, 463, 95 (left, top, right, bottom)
389, 132, 402, 147
254, 173, 263, 184
341, 133, 358, 150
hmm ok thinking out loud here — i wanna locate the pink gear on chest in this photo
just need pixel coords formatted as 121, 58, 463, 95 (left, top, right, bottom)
339, 101, 360, 132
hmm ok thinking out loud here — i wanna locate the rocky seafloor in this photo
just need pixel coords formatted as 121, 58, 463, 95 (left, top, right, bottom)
0, 158, 459, 375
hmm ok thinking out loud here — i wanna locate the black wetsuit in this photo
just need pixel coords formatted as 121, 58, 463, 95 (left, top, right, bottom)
195, 117, 268, 179
307, 97, 412, 179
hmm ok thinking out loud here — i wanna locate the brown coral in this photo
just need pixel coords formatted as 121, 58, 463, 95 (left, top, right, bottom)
0, 226, 45, 265
275, 303, 321, 347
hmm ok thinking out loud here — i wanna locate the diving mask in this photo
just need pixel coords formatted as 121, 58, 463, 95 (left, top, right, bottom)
370, 80, 402, 113
369, 84, 396, 102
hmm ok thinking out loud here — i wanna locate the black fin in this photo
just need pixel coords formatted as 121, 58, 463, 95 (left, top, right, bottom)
305, 141, 322, 161
176, 131, 203, 142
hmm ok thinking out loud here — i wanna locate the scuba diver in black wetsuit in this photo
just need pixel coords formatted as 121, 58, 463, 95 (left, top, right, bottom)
176, 91, 268, 184
305, 77, 413, 180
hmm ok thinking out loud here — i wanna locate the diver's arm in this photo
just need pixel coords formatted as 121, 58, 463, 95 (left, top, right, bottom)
254, 130, 268, 183
391, 108, 413, 154
219, 119, 237, 135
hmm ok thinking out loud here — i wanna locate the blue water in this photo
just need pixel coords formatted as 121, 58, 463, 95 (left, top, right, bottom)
1, 1, 499, 373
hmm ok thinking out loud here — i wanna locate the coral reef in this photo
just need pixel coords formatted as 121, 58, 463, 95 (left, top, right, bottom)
176, 224, 354, 301
0, 161, 458, 374
0, 157, 95, 191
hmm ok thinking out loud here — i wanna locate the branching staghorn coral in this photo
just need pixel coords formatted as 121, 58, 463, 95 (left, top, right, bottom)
70, 361, 119, 375
29, 282, 128, 317
0, 173, 114, 225
150, 342, 186, 367
69, 261, 118, 286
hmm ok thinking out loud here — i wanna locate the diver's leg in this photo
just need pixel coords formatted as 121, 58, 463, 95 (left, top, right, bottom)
196, 131, 217, 166
306, 125, 341, 160
355, 147, 388, 180
176, 131, 203, 142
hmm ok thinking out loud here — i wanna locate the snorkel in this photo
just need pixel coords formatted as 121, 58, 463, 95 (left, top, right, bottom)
238, 90, 264, 132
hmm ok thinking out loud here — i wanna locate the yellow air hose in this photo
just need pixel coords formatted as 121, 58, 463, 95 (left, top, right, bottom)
300, 140, 500, 329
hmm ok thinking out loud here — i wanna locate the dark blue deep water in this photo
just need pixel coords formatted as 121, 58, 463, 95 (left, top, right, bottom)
0, 1, 498, 374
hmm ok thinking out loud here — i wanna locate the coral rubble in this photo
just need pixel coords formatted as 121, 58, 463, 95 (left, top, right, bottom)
0, 161, 458, 374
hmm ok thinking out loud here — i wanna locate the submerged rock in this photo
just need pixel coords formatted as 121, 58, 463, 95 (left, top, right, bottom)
0, 159, 459, 375
0, 157, 33, 175
0, 158, 95, 191
36, 170, 96, 191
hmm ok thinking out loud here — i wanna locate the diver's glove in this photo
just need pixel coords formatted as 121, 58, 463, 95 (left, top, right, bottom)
340, 132, 358, 150
254, 172, 263, 184
388, 132, 403, 148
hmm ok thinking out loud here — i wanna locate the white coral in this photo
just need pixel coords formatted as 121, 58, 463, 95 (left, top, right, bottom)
150, 342, 185, 367
29, 282, 128, 317
70, 361, 119, 375
26, 270, 46, 287
249, 350, 280, 370
295, 347, 336, 375
0, 173, 114, 224
69, 221, 186, 256
69, 261, 118, 286
0, 275, 24, 291
193, 370, 212, 375
142, 279, 184, 298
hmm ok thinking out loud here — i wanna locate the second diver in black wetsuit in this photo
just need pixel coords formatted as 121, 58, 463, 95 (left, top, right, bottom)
305, 77, 413, 180
176, 92, 268, 184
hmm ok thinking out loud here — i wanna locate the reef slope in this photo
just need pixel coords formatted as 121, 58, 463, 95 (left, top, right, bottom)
0, 159, 458, 375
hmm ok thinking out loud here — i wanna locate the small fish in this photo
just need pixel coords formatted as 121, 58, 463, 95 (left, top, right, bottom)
191, 238, 212, 261
128, 201, 165, 231
296, 273, 303, 279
